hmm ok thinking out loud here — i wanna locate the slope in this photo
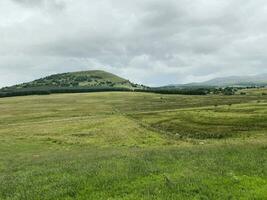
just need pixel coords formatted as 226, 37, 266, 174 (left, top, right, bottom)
0, 70, 147, 97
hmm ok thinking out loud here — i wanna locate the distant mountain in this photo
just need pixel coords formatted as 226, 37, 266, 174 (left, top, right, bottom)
164, 74, 267, 88
196, 74, 267, 87
0, 70, 147, 97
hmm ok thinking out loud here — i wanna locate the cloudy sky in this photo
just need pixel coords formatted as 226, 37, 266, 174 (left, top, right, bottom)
1, 0, 267, 87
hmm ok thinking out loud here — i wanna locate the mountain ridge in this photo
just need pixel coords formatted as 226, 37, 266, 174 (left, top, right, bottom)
165, 73, 267, 88
198, 73, 267, 87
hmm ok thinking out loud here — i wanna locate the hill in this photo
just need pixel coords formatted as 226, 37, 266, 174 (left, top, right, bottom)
0, 70, 147, 97
188, 74, 267, 87
161, 74, 267, 89
2, 70, 144, 90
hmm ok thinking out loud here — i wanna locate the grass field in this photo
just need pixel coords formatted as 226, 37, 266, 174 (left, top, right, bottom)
1, 92, 267, 199
237, 87, 267, 95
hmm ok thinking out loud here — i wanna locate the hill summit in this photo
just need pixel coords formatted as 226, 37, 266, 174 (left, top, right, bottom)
2, 70, 145, 91
0, 70, 148, 97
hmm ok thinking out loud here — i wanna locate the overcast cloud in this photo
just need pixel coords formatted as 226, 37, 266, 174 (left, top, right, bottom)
1, 0, 267, 87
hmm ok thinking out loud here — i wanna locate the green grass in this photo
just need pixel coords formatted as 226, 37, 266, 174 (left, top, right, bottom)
237, 87, 267, 95
131, 102, 267, 139
0, 92, 267, 199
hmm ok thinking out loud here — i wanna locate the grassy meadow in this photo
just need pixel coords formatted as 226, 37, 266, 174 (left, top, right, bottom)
237, 87, 267, 96
0, 92, 267, 199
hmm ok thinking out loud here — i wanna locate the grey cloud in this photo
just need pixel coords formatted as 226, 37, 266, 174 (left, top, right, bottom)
1, 0, 267, 87
11, 0, 66, 10
12, 0, 48, 6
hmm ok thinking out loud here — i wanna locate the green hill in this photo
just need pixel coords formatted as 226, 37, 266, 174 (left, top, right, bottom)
3, 70, 144, 90
0, 70, 147, 97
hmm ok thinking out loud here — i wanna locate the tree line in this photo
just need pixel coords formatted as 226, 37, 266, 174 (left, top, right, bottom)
1, 86, 260, 98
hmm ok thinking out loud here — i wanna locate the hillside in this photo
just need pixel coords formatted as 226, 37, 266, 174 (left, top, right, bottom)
1, 70, 144, 90
0, 70, 147, 97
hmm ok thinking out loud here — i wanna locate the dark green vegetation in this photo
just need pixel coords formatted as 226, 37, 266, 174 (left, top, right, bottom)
1, 92, 267, 199
2, 70, 143, 89
0, 69, 220, 98
1, 70, 267, 98
0, 70, 147, 97
153, 86, 240, 95
1, 69, 214, 98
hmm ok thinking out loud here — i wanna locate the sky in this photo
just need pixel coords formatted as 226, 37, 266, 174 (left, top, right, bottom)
1, 0, 267, 87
